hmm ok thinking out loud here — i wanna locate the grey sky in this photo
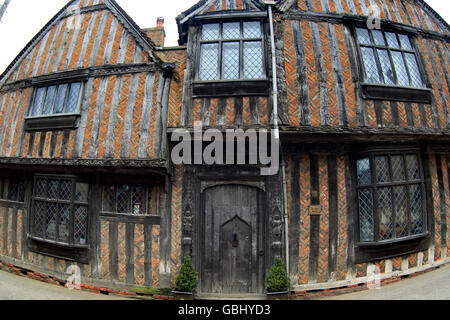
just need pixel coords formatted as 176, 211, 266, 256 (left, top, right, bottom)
0, 0, 448, 74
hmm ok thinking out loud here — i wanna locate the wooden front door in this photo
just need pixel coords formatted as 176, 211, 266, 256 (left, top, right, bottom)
201, 184, 265, 294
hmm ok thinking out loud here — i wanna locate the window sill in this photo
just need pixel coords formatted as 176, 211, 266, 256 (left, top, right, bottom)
357, 232, 429, 248
192, 79, 270, 98
361, 83, 433, 104
100, 211, 161, 224
355, 232, 431, 264
24, 114, 80, 131
28, 236, 89, 264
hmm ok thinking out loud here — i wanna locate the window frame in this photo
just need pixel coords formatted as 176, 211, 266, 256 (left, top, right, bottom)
28, 174, 90, 263
0, 175, 26, 203
196, 20, 267, 82
24, 77, 86, 131
351, 147, 431, 263
350, 24, 432, 103
27, 81, 84, 118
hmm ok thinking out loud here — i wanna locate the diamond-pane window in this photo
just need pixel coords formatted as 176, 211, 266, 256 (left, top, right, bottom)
356, 28, 424, 88
375, 156, 390, 183
377, 49, 395, 85
244, 41, 264, 79
406, 155, 420, 180
117, 185, 130, 213
48, 180, 59, 199
399, 34, 413, 50
199, 21, 264, 81
357, 158, 371, 185
132, 186, 146, 215
356, 151, 426, 243
31, 87, 46, 116
29, 81, 83, 117
34, 201, 46, 238
385, 32, 400, 48
31, 176, 90, 248
54, 84, 68, 114
394, 186, 409, 238
60, 180, 72, 201
392, 51, 409, 86
378, 187, 393, 240
223, 22, 240, 39
361, 47, 380, 83
356, 28, 372, 45
243, 21, 261, 38
74, 206, 88, 245
66, 82, 81, 113
199, 43, 219, 81
202, 24, 220, 41
391, 155, 405, 182
46, 202, 58, 240
359, 189, 374, 242
59, 204, 70, 243
42, 85, 57, 115
404, 53, 423, 87
222, 42, 240, 79
372, 30, 385, 46
102, 184, 158, 215
410, 184, 424, 235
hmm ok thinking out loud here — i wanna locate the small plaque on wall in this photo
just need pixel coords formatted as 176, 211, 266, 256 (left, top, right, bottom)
309, 205, 322, 216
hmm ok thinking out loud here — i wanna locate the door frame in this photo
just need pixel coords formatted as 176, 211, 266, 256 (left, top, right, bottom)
180, 165, 285, 295
197, 182, 268, 294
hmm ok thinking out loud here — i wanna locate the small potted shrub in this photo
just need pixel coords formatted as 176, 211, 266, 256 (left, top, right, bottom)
266, 257, 290, 300
173, 255, 197, 300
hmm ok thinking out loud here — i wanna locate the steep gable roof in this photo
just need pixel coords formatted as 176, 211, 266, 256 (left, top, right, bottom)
0, 0, 163, 86
276, 0, 449, 32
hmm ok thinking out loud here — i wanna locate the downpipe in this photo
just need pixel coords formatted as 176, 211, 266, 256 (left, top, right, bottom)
265, 1, 290, 279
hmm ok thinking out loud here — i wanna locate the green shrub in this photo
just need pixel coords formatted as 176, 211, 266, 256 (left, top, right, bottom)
174, 255, 197, 293
266, 257, 290, 293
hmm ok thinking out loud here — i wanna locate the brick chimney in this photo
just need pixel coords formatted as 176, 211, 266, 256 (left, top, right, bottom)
143, 17, 166, 48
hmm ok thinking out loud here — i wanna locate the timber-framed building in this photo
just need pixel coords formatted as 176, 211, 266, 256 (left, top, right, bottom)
0, 0, 448, 298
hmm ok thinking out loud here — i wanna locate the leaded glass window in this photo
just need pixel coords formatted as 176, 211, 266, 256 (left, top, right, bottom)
198, 21, 265, 81
0, 176, 26, 202
31, 176, 89, 246
356, 151, 427, 243
102, 184, 160, 216
355, 27, 424, 88
29, 81, 83, 117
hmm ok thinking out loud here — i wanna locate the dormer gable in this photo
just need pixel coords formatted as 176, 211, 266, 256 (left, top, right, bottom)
176, 0, 267, 45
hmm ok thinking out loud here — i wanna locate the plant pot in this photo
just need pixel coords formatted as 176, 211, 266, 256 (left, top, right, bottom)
172, 291, 194, 300
266, 291, 290, 300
